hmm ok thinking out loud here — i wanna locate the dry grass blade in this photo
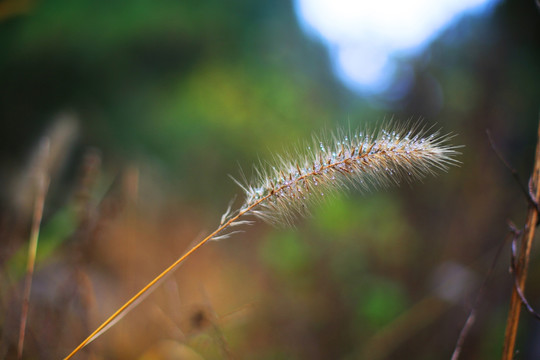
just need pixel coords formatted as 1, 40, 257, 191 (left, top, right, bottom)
17, 139, 50, 359
63, 122, 460, 359
501, 117, 540, 360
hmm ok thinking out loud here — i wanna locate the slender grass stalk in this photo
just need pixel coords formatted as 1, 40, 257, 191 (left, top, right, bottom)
63, 122, 459, 360
18, 139, 50, 359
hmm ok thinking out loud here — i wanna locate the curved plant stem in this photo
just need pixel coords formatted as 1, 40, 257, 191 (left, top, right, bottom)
501, 118, 540, 360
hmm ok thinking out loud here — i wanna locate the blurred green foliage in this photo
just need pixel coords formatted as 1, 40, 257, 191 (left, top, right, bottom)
0, 0, 350, 209
356, 277, 408, 330
260, 230, 311, 278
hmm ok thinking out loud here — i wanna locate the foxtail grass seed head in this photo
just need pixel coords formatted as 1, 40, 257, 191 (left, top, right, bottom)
239, 123, 460, 225
64, 122, 460, 360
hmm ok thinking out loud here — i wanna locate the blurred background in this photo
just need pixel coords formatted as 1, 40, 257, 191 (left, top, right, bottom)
0, 0, 539, 359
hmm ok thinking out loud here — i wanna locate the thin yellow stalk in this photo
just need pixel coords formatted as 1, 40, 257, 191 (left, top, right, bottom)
63, 192, 272, 360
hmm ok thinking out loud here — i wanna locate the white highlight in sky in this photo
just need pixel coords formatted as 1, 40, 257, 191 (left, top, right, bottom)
295, 0, 496, 94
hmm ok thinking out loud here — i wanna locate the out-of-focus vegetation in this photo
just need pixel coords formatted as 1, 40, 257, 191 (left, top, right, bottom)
0, 0, 539, 359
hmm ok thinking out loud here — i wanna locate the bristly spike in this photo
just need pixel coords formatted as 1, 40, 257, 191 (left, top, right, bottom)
241, 122, 460, 225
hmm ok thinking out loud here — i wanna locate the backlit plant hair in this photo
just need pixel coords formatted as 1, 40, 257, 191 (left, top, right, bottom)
64, 121, 460, 359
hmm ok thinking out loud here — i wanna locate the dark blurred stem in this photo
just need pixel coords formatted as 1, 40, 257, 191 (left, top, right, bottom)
451, 310, 476, 360
501, 118, 540, 360
17, 140, 50, 359
451, 231, 508, 360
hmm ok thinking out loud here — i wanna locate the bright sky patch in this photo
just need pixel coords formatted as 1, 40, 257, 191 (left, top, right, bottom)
295, 0, 498, 94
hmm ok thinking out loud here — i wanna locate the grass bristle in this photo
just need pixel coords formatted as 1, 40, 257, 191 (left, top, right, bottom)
240, 123, 460, 225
